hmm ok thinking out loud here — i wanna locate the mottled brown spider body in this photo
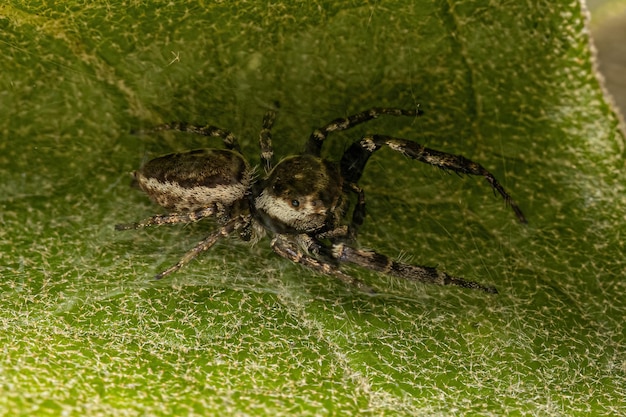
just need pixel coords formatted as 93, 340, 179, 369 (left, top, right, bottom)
116, 106, 525, 293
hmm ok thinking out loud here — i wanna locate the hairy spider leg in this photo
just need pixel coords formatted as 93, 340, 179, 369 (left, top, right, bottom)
115, 207, 217, 230
153, 215, 250, 279
340, 135, 527, 223
342, 182, 366, 240
259, 108, 278, 173
270, 235, 375, 293
305, 107, 424, 156
305, 107, 424, 235
332, 243, 498, 293
147, 122, 242, 153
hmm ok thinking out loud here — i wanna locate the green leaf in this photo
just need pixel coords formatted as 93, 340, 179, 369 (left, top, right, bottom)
1, 1, 625, 415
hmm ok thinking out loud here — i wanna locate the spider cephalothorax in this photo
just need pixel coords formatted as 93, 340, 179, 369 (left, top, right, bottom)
116, 106, 525, 293
254, 155, 347, 235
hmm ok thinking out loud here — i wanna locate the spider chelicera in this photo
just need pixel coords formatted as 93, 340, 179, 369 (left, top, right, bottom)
116, 105, 526, 294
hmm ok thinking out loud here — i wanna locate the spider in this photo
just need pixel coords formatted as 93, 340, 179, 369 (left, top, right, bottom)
116, 105, 526, 294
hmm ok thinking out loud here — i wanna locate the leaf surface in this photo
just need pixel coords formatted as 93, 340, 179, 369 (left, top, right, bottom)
1, 1, 624, 415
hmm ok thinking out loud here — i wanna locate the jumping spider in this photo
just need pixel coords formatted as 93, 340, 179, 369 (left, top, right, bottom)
116, 105, 526, 294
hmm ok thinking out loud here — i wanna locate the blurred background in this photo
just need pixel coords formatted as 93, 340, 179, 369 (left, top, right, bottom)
589, 0, 626, 119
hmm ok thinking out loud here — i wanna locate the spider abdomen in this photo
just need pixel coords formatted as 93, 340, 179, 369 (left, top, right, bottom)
135, 149, 252, 212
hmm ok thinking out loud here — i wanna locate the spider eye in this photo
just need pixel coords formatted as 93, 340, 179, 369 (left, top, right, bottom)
291, 199, 300, 207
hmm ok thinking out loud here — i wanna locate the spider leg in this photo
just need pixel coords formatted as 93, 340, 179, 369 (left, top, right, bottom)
305, 107, 424, 156
153, 215, 249, 279
343, 182, 366, 240
142, 122, 242, 152
259, 107, 278, 173
341, 135, 526, 223
115, 207, 217, 230
270, 235, 375, 293
332, 243, 498, 293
